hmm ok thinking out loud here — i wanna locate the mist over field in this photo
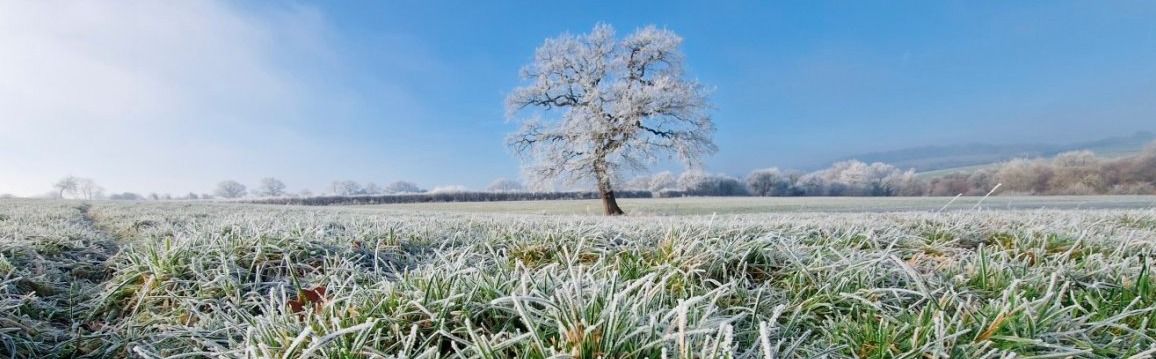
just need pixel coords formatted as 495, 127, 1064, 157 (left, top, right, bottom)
3, 2, 1156, 358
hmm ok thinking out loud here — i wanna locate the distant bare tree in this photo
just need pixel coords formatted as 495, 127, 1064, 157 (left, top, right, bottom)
926, 173, 972, 196
384, 181, 422, 194
677, 171, 706, 192
648, 171, 678, 193
1049, 151, 1103, 193
256, 177, 287, 197
364, 182, 382, 195
53, 176, 80, 199
746, 168, 790, 196
487, 178, 525, 192
331, 180, 363, 196
1133, 142, 1156, 181
678, 171, 746, 196
996, 158, 1052, 194
76, 178, 104, 200
214, 180, 247, 199
623, 175, 653, 191
507, 24, 715, 215
625, 172, 678, 193
794, 174, 829, 196
802, 160, 917, 196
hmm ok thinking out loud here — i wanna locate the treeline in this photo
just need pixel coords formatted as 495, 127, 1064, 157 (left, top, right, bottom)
245, 142, 1156, 205
247, 190, 654, 206
626, 142, 1156, 197
39, 142, 1156, 203
630, 161, 922, 197
925, 146, 1156, 195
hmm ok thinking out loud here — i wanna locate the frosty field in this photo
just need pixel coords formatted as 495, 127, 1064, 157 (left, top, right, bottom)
2, 199, 1155, 358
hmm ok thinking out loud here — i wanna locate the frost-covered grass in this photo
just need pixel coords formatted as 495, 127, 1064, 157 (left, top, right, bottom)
2, 199, 1155, 358
0, 201, 118, 357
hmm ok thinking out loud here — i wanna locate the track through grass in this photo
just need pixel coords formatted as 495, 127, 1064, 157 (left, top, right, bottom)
0, 202, 121, 357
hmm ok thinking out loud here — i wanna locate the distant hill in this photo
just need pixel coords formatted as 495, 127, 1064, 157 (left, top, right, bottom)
834, 131, 1154, 173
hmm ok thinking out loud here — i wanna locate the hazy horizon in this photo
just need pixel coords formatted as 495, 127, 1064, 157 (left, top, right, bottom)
4, 1, 1156, 196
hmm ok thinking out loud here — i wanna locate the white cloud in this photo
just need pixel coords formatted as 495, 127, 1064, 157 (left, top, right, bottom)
0, 1, 351, 196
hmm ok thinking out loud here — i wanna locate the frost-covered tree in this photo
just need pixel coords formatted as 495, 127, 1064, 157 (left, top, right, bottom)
1049, 151, 1103, 192
649, 171, 678, 193
487, 178, 525, 192
507, 24, 715, 215
623, 175, 653, 191
996, 158, 1052, 194
677, 171, 709, 193
678, 171, 746, 196
364, 182, 382, 195
805, 160, 916, 196
331, 180, 363, 196
384, 181, 422, 194
214, 180, 247, 199
623, 172, 679, 193
256, 177, 287, 197
794, 174, 828, 196
746, 168, 793, 196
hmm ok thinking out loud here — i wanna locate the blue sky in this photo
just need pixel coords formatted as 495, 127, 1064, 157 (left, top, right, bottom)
2, 1, 1155, 196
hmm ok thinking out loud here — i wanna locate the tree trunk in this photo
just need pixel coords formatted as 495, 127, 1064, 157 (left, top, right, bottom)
592, 155, 625, 216
599, 188, 625, 216
595, 169, 625, 216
